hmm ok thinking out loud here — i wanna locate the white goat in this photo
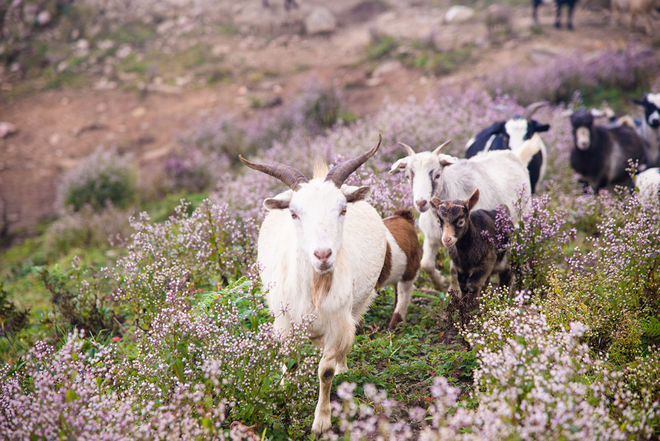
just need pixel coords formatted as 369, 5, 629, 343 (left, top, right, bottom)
240, 137, 387, 434
389, 136, 541, 289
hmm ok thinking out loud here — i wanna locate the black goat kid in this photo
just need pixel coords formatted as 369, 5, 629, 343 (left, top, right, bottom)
430, 189, 512, 299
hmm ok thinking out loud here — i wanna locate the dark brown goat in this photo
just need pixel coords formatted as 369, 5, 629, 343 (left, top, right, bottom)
378, 210, 421, 329
430, 189, 512, 299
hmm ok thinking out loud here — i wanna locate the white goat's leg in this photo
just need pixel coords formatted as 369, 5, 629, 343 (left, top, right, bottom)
390, 280, 415, 329
421, 237, 446, 289
311, 318, 355, 434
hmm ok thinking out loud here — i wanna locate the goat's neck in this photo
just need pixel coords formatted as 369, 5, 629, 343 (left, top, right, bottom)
437, 167, 471, 199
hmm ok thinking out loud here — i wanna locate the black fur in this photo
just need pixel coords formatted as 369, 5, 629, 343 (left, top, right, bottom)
569, 109, 647, 191
532, 0, 578, 29
466, 119, 549, 193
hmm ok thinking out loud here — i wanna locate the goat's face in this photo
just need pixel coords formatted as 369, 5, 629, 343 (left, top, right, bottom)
430, 189, 480, 248
390, 150, 457, 213
264, 181, 371, 274
635, 94, 660, 129
570, 110, 594, 151
504, 118, 550, 150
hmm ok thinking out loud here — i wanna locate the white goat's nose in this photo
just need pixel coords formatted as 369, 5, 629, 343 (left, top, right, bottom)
415, 200, 427, 209
314, 248, 332, 262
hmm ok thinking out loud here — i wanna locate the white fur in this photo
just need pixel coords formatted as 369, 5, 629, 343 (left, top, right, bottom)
258, 179, 387, 433
505, 119, 548, 185
635, 168, 660, 206
390, 135, 541, 289
380, 229, 417, 324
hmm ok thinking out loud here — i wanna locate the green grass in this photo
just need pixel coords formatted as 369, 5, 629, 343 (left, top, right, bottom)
367, 35, 399, 61
107, 23, 157, 47
337, 286, 476, 408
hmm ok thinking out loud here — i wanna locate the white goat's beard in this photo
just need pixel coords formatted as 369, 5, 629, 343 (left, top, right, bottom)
312, 271, 333, 310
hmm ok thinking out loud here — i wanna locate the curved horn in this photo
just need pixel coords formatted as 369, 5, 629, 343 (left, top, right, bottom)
589, 109, 607, 118
325, 134, 382, 188
432, 139, 452, 155
239, 155, 308, 191
522, 101, 549, 120
398, 142, 416, 156
489, 105, 514, 121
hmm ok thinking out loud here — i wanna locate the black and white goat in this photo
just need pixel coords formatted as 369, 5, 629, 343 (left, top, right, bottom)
532, 0, 579, 29
633, 93, 660, 168
465, 101, 550, 193
567, 108, 647, 191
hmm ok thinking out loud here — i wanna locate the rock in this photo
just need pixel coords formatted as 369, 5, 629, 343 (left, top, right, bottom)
36, 10, 51, 26
445, 5, 474, 24
76, 39, 90, 51
49, 133, 61, 146
116, 45, 132, 59
372, 59, 402, 78
366, 77, 382, 87
157, 20, 175, 35
305, 7, 337, 35
97, 40, 115, 51
94, 78, 118, 90
0, 122, 16, 139
131, 107, 147, 118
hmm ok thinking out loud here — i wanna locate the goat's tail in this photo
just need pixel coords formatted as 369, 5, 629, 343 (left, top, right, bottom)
516, 133, 543, 166
393, 209, 416, 225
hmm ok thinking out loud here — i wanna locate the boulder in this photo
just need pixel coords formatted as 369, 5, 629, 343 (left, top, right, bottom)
445, 5, 474, 24
0, 122, 16, 139
305, 7, 337, 35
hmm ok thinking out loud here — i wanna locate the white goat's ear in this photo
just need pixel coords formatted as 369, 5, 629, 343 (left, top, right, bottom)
263, 190, 293, 211
438, 154, 457, 167
342, 185, 372, 203
389, 158, 408, 174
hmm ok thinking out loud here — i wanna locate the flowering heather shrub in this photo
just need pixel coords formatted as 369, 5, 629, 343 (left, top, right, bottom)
330, 301, 659, 440
0, 282, 319, 440
111, 200, 257, 325
44, 204, 133, 258
507, 191, 577, 292
486, 45, 658, 105
543, 195, 660, 363
57, 149, 138, 213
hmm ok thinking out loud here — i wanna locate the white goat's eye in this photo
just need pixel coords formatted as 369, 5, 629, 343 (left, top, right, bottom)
340, 207, 347, 216
291, 212, 298, 219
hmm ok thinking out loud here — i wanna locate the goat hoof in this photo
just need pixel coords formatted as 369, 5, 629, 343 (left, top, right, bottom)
311, 414, 332, 434
555, 22, 561, 28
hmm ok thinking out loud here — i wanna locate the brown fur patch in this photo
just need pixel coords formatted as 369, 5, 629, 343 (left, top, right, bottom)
393, 209, 415, 224
312, 271, 333, 310
377, 243, 392, 289
383, 214, 421, 282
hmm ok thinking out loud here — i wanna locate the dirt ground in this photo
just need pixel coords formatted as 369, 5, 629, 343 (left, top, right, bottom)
1, 0, 658, 239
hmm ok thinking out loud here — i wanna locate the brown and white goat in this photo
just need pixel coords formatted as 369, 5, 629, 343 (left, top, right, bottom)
378, 210, 421, 329
430, 189, 512, 298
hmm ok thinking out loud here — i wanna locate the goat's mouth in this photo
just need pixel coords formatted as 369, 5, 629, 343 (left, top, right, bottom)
314, 262, 334, 273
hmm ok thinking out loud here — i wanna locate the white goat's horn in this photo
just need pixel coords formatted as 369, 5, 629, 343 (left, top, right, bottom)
433, 139, 452, 155
398, 142, 416, 157
522, 101, 549, 120
325, 134, 382, 188
239, 155, 308, 191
